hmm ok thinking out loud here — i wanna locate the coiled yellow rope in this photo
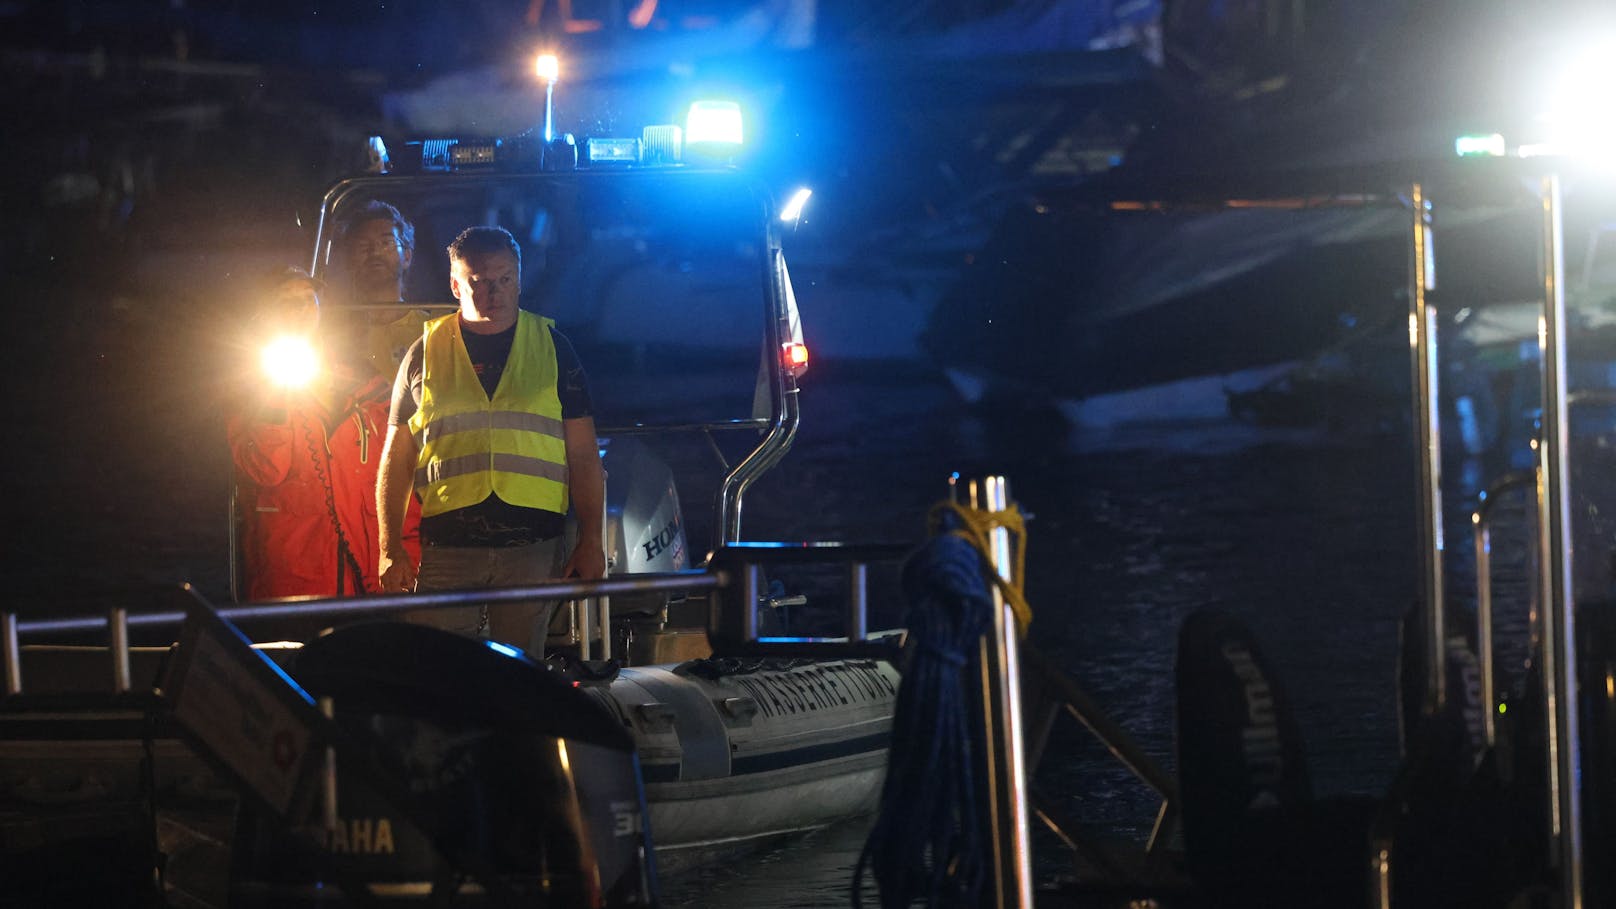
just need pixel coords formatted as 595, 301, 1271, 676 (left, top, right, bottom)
927, 499, 1032, 635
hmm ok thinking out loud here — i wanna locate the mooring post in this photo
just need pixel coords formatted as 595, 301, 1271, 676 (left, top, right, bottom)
2, 612, 19, 696
320, 696, 339, 836
109, 607, 130, 694
968, 474, 1033, 909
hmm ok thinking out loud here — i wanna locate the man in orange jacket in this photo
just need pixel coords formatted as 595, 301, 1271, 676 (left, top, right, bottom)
229, 268, 422, 601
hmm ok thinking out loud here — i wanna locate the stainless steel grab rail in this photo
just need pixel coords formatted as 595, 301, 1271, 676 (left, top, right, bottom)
1, 572, 722, 697
1472, 468, 1538, 748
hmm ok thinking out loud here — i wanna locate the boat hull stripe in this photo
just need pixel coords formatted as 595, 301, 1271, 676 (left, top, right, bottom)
640, 731, 889, 783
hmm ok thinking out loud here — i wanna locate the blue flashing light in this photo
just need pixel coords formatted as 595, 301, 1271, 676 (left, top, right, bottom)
486, 640, 524, 659
779, 187, 812, 223
686, 101, 743, 147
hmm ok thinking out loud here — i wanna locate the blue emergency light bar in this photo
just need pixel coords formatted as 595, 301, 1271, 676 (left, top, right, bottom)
393, 98, 740, 173
686, 101, 743, 147
587, 137, 641, 164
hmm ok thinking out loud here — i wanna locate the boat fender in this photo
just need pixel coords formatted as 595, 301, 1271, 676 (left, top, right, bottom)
1396, 604, 1487, 785
1175, 608, 1310, 888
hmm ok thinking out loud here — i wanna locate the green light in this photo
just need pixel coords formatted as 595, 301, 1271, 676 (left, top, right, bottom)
1456, 133, 1506, 157
1498, 702, 1508, 714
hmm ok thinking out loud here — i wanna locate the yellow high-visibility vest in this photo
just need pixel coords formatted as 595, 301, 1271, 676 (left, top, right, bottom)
408, 312, 568, 517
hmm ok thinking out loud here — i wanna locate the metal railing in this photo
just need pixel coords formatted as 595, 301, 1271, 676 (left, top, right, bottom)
3, 533, 923, 696
1021, 647, 1178, 866
3, 572, 721, 697
705, 540, 913, 656
1472, 468, 1537, 749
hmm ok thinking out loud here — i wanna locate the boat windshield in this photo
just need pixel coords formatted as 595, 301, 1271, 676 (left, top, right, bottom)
315, 170, 775, 431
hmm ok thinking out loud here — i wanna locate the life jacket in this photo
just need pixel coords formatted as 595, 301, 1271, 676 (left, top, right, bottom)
409, 312, 568, 517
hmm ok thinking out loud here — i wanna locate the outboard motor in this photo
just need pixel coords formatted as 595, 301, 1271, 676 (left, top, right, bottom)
565, 436, 697, 663
602, 436, 688, 576
230, 623, 657, 907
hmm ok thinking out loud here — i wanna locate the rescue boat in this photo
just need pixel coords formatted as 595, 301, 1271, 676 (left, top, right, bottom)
2, 79, 908, 907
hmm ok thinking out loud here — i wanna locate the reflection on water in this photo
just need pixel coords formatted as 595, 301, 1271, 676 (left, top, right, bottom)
660, 816, 877, 909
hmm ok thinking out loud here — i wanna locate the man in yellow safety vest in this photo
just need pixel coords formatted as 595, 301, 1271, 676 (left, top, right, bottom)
375, 226, 605, 652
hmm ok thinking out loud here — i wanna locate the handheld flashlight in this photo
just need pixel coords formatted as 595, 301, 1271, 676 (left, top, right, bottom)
260, 334, 320, 389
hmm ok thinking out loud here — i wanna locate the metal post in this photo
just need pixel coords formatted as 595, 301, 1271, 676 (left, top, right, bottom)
2, 613, 19, 696
1407, 183, 1446, 718
543, 79, 555, 144
742, 564, 761, 643
1468, 468, 1537, 751
1473, 513, 1496, 748
320, 696, 339, 835
578, 598, 592, 661
598, 483, 611, 660
109, 607, 131, 694
847, 562, 868, 642
969, 475, 1033, 909
563, 601, 579, 647
1536, 174, 1583, 908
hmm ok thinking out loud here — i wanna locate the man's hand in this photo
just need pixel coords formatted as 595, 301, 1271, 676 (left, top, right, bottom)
561, 537, 607, 580
378, 547, 418, 593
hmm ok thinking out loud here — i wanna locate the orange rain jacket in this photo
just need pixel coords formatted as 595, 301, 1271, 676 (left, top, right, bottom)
228, 373, 421, 600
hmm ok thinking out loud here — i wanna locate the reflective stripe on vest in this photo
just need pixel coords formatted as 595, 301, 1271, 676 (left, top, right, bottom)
407, 312, 568, 517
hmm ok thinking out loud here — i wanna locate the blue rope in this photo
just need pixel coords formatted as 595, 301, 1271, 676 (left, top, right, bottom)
854, 519, 994, 908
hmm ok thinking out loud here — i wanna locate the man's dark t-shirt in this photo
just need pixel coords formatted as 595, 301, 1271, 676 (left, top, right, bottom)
390, 319, 593, 547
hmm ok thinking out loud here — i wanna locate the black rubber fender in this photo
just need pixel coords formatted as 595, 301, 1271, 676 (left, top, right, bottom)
1397, 604, 1488, 789
1175, 608, 1311, 886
